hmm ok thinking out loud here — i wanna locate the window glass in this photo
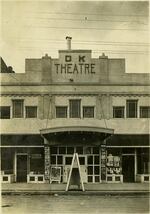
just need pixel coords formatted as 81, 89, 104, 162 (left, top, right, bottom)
57, 156, 63, 164
113, 107, 124, 118
88, 156, 93, 164
59, 147, 66, 154
26, 106, 37, 118
56, 106, 67, 118
51, 147, 58, 154
65, 157, 72, 165
140, 107, 150, 118
93, 147, 99, 154
69, 100, 81, 118
0, 106, 10, 119
67, 147, 74, 154
12, 100, 24, 118
88, 166, 93, 175
126, 100, 138, 118
51, 156, 56, 164
83, 106, 94, 118
76, 147, 83, 154
30, 150, 44, 174
79, 157, 85, 165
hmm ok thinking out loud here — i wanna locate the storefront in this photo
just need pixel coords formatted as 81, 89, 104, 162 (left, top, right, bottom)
1, 134, 150, 186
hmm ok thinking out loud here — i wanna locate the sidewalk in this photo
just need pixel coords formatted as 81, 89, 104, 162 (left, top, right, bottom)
1, 183, 150, 195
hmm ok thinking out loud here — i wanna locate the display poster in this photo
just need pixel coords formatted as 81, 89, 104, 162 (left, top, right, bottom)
50, 167, 61, 183
101, 144, 107, 181
44, 146, 50, 180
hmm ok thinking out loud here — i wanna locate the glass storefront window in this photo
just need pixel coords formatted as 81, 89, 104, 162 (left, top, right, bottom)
51, 156, 56, 164
79, 157, 85, 165
65, 157, 72, 165
137, 148, 150, 174
57, 156, 63, 164
67, 147, 74, 154
51, 147, 58, 154
94, 156, 99, 164
88, 156, 93, 164
76, 147, 83, 154
59, 147, 66, 154
93, 147, 99, 154
1, 148, 14, 174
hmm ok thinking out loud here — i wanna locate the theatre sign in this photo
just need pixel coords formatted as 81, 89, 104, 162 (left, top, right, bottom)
52, 50, 99, 82
55, 55, 95, 74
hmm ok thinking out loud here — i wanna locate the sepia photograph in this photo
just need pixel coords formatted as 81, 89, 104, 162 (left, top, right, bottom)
0, 0, 149, 213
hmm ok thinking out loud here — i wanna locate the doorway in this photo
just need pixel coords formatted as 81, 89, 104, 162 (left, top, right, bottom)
122, 155, 135, 182
16, 154, 28, 182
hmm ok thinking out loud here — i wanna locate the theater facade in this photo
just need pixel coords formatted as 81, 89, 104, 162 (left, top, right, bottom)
0, 38, 150, 189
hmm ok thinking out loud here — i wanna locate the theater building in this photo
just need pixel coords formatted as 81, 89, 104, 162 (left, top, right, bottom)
0, 38, 150, 189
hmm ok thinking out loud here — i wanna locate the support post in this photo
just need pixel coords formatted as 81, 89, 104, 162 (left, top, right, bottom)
134, 148, 137, 182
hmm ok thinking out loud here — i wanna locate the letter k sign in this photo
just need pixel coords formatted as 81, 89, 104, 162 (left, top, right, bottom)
79, 55, 85, 62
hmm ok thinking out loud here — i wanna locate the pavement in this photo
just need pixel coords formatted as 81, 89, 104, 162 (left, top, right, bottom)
1, 183, 150, 195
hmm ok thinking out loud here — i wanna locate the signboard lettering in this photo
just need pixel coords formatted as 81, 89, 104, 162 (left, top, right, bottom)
55, 63, 95, 74
55, 55, 96, 74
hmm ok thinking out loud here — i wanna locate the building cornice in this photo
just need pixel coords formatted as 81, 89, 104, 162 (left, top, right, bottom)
1, 82, 150, 86
0, 92, 150, 97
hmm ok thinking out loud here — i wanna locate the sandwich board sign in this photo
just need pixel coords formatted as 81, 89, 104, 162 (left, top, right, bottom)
65, 153, 85, 191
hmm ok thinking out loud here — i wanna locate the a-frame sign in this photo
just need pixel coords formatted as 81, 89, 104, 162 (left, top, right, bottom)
65, 153, 85, 191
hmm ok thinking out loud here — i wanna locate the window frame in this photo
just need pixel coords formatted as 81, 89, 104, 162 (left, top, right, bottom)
0, 106, 11, 119
83, 106, 95, 118
126, 100, 138, 118
69, 99, 81, 118
140, 106, 150, 118
25, 106, 37, 118
12, 99, 24, 118
113, 106, 125, 118
56, 106, 68, 118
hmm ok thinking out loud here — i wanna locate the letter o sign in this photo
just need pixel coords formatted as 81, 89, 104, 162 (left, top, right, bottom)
65, 55, 72, 62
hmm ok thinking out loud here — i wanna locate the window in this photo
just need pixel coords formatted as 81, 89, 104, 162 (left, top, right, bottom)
12, 100, 24, 118
140, 107, 150, 118
126, 100, 138, 118
26, 106, 37, 118
83, 106, 94, 118
113, 107, 124, 118
0, 106, 10, 119
56, 106, 67, 118
69, 100, 81, 118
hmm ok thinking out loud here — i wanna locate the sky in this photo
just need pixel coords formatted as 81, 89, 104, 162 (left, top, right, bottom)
0, 0, 149, 73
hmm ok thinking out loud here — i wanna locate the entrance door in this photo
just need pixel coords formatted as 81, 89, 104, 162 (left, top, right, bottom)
122, 155, 135, 182
17, 154, 28, 182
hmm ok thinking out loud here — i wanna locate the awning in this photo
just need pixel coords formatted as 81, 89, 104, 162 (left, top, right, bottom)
1, 135, 44, 147
40, 126, 114, 145
40, 126, 114, 135
106, 134, 150, 147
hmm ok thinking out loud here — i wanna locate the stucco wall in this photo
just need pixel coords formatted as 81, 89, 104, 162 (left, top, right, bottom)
1, 50, 150, 85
